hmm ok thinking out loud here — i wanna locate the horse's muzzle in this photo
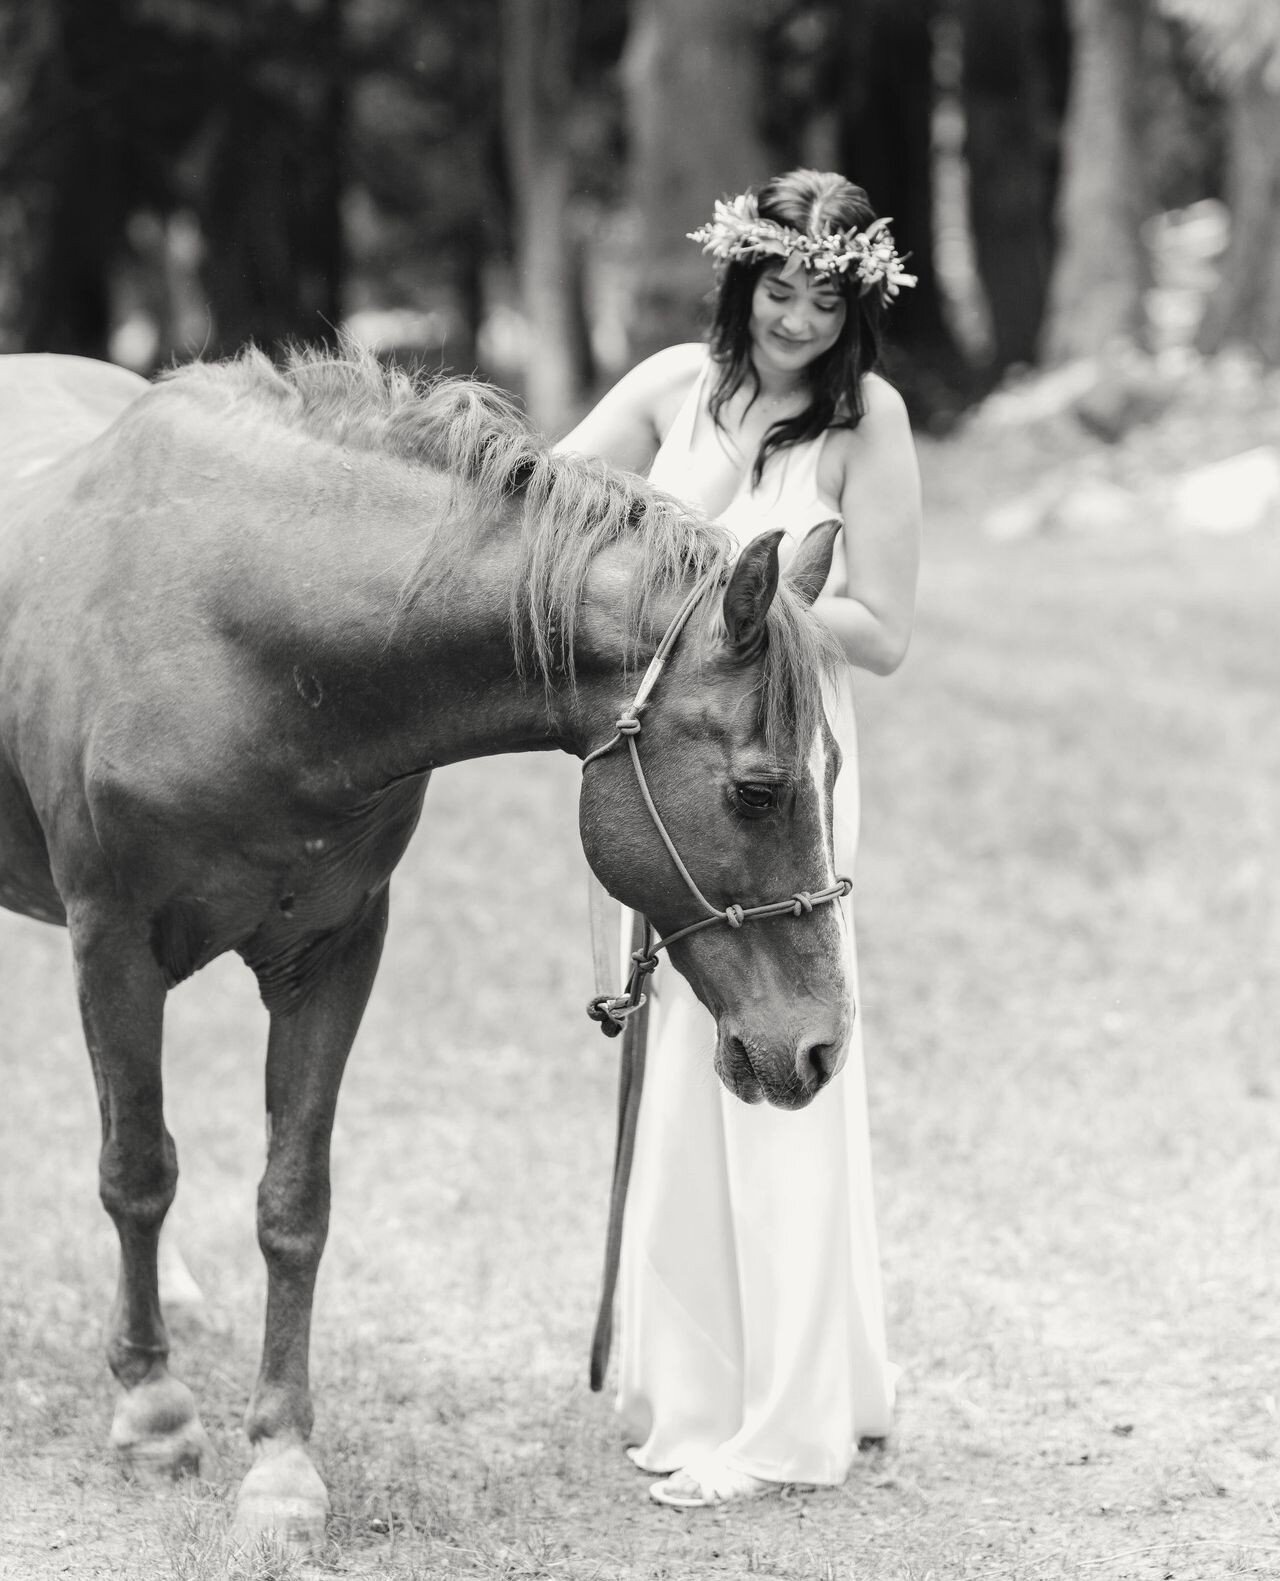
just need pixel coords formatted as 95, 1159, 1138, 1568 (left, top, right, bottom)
715, 1012, 852, 1110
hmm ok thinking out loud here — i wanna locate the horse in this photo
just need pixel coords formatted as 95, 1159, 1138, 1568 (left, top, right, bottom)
0, 345, 852, 1549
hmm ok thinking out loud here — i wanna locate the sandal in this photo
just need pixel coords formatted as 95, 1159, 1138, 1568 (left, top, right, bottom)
649, 1455, 777, 1509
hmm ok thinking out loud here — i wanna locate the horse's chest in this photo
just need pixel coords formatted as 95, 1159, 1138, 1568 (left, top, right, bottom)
0, 763, 65, 924
268, 778, 423, 922
280, 828, 402, 926
149, 783, 426, 996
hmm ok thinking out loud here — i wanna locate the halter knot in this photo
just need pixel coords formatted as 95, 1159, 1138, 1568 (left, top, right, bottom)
791, 891, 814, 915
724, 903, 745, 929
615, 714, 642, 737
630, 949, 659, 976
586, 995, 626, 1038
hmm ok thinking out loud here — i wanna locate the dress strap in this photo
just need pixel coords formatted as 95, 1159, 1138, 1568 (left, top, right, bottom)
649, 356, 711, 492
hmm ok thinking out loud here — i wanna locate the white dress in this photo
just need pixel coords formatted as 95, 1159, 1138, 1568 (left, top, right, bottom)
614, 362, 895, 1486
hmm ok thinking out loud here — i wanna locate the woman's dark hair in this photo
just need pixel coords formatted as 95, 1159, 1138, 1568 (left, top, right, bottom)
706, 169, 886, 486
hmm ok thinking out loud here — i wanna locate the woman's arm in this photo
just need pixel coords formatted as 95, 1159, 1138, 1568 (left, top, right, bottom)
814, 375, 922, 675
553, 343, 705, 470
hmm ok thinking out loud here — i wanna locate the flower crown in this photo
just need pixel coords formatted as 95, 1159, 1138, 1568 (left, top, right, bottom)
687, 192, 917, 304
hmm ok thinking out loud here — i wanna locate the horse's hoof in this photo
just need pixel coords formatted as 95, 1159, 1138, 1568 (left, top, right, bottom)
111, 1375, 214, 1481
231, 1445, 329, 1554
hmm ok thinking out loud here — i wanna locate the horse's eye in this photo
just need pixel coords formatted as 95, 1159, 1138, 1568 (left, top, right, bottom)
735, 782, 777, 816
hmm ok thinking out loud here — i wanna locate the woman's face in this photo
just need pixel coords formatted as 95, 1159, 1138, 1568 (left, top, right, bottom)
749, 265, 847, 379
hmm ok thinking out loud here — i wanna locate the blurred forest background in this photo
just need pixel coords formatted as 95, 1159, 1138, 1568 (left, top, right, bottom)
1, 0, 1279, 440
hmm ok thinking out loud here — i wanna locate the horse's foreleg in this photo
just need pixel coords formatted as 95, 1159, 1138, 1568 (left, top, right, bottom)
71, 914, 213, 1478
232, 892, 389, 1553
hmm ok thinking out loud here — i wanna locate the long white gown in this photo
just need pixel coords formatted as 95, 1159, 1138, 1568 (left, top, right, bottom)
614, 361, 896, 1487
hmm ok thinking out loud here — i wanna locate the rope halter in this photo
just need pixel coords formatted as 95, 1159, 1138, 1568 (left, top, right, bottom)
582, 569, 852, 1037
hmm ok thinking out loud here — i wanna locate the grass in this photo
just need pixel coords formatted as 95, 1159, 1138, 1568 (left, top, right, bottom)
1, 433, 1277, 1579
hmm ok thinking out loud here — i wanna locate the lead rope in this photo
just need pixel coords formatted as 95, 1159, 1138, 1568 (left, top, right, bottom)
582, 577, 717, 1390
588, 909, 650, 1392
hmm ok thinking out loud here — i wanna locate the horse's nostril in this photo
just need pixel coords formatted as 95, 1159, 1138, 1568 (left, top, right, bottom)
799, 1041, 837, 1092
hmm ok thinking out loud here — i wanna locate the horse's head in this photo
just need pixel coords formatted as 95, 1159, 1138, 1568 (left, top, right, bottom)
579, 519, 851, 1111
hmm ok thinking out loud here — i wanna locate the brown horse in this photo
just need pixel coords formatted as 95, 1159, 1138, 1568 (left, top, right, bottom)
0, 346, 850, 1548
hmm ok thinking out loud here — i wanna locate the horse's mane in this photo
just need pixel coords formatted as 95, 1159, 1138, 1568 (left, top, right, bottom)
164, 343, 841, 764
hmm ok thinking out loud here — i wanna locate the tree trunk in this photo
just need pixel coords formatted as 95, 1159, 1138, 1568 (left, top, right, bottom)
962, 0, 1069, 374
1196, 63, 1280, 364
0, 0, 127, 358
198, 8, 347, 359
1040, 0, 1150, 363
317, 0, 346, 342
835, 0, 972, 419
622, 0, 769, 363
449, 219, 487, 378
501, 0, 586, 436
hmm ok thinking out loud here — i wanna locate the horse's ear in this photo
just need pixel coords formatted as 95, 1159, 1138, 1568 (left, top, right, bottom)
722, 529, 785, 658
784, 517, 843, 607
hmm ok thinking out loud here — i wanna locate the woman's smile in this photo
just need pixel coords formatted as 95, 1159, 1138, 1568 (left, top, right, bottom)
751, 266, 847, 374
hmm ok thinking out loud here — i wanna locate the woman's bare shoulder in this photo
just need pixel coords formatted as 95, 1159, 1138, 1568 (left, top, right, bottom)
601, 342, 705, 441
826, 373, 911, 457
819, 373, 919, 512
862, 371, 910, 420
623, 342, 707, 402
554, 343, 707, 468
847, 372, 910, 434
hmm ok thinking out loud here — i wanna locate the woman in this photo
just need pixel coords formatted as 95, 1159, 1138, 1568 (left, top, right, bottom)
556, 169, 922, 1508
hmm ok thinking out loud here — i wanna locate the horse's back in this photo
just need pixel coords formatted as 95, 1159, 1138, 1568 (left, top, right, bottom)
0, 353, 149, 493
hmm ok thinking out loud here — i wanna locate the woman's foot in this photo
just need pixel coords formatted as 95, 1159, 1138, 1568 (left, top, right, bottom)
649, 1454, 778, 1509
626, 1445, 678, 1474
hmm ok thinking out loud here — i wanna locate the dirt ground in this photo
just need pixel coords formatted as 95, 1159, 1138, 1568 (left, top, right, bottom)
1, 430, 1277, 1580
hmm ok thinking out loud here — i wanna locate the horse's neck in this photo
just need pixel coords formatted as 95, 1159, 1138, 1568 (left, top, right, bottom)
381, 527, 681, 771
250, 453, 659, 773
552, 541, 684, 751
